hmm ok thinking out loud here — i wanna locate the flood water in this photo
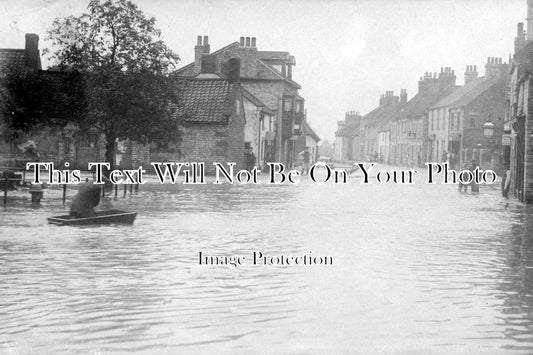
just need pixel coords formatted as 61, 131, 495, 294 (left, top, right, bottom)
1, 169, 533, 354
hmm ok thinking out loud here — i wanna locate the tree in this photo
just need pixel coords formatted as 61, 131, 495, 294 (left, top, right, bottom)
1, 66, 86, 138
44, 0, 180, 170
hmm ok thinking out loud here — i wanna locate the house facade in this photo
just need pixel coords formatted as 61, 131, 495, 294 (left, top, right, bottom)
334, 111, 363, 162
363, 91, 401, 162
391, 70, 456, 167
429, 60, 507, 170
507, 17, 533, 203
175, 36, 309, 167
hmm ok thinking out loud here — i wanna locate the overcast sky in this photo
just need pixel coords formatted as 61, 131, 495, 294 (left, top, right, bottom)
0, 0, 527, 142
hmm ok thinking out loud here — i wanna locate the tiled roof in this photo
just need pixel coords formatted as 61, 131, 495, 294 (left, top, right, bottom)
402, 92, 441, 118
174, 78, 234, 123
431, 77, 498, 109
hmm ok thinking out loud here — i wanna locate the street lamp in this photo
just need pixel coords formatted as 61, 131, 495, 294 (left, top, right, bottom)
483, 121, 494, 138
482, 120, 497, 170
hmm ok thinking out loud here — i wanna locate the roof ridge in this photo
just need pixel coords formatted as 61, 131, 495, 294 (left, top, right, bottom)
175, 42, 240, 74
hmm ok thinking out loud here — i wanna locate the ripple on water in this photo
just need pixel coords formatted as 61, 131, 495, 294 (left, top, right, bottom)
1, 179, 533, 353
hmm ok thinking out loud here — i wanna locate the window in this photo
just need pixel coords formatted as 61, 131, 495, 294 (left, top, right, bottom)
450, 113, 455, 130
295, 100, 302, 113
79, 133, 98, 148
283, 97, 293, 111
470, 116, 475, 128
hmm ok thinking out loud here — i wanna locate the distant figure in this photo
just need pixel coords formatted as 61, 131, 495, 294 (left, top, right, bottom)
246, 147, 256, 171
299, 147, 311, 175
70, 183, 102, 218
458, 161, 470, 193
442, 151, 448, 164
470, 160, 480, 193
501, 169, 511, 198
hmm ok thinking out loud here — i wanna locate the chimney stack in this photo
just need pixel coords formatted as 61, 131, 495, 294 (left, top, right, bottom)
438, 66, 456, 94
400, 89, 408, 104
464, 65, 478, 85
24, 33, 40, 70
194, 35, 211, 73
485, 57, 507, 80
227, 58, 241, 83
203, 36, 210, 53
200, 54, 216, 74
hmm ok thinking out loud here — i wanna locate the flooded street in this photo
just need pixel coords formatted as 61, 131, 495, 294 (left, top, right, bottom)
1, 170, 533, 354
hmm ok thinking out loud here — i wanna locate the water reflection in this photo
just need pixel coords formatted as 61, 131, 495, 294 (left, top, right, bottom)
1, 176, 533, 353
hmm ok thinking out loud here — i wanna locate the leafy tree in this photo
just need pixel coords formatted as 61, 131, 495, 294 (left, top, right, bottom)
0, 65, 86, 138
44, 0, 180, 169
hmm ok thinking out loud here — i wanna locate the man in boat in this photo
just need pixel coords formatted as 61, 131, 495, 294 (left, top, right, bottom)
70, 183, 102, 218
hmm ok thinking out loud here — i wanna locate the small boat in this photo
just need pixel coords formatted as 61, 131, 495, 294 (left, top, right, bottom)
48, 209, 137, 226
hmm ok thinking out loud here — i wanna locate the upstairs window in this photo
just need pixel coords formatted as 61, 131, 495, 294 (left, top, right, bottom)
295, 100, 302, 113
283, 97, 293, 112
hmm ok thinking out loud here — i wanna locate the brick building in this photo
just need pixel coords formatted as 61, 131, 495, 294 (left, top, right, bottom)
241, 87, 276, 170
334, 111, 363, 162
175, 36, 308, 167
363, 91, 402, 162
0, 34, 69, 166
294, 121, 320, 164
153, 58, 246, 172
428, 61, 507, 170
390, 69, 458, 167
507, 11, 533, 202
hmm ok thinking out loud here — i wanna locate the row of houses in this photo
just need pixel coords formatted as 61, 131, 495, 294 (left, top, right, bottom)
336, 0, 533, 204
0, 34, 320, 172
336, 58, 508, 173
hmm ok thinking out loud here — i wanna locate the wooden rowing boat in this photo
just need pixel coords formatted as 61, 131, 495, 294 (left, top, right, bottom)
48, 209, 137, 225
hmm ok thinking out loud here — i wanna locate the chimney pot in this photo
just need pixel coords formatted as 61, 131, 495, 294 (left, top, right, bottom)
251, 37, 256, 47
518, 22, 524, 35
197, 36, 202, 45
203, 36, 208, 45
240, 37, 245, 46
245, 37, 251, 47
